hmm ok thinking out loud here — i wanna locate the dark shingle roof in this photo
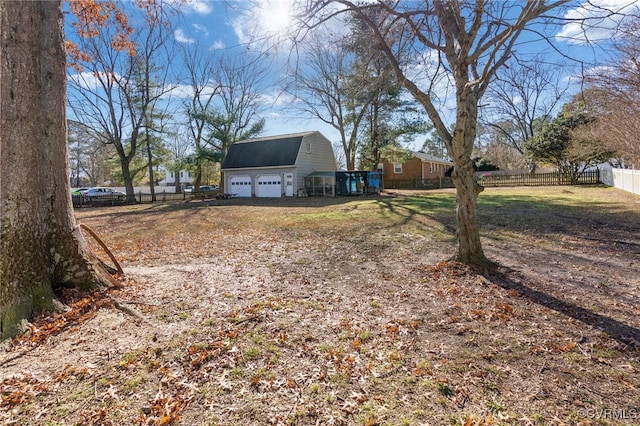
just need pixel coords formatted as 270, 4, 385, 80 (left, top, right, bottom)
221, 134, 306, 169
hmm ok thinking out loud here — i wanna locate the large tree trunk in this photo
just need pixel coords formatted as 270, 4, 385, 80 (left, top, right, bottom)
114, 144, 137, 203
450, 155, 487, 266
0, 0, 111, 340
448, 90, 489, 267
402, 69, 490, 267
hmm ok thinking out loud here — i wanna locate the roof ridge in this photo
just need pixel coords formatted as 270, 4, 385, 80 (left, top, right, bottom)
236, 130, 316, 144
412, 150, 452, 163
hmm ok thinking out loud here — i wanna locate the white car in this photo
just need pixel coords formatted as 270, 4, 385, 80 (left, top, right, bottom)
185, 185, 218, 193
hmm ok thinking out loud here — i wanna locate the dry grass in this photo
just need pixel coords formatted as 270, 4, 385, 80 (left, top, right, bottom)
1, 186, 639, 425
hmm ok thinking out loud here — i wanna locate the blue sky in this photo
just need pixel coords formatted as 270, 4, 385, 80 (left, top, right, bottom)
174, 0, 639, 140
169, 0, 327, 137
66, 0, 640, 151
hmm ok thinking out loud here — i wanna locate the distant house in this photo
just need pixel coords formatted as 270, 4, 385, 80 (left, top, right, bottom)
380, 151, 453, 189
221, 131, 337, 197
158, 168, 194, 187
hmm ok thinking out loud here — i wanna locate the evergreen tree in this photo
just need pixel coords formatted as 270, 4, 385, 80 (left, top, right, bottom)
525, 97, 613, 182
347, 7, 430, 170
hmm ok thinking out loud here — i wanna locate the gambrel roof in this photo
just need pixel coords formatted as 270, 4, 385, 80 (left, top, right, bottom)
222, 131, 316, 169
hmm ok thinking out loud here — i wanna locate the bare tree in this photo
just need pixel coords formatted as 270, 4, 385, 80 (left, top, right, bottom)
481, 59, 569, 172
67, 0, 178, 202
164, 128, 193, 193
584, 16, 640, 167
348, 7, 431, 171
481, 139, 529, 172
289, 25, 427, 171
181, 43, 222, 191
134, 53, 177, 201
68, 120, 113, 186
205, 53, 268, 157
301, 1, 569, 266
1, 1, 111, 340
181, 48, 268, 191
286, 36, 369, 170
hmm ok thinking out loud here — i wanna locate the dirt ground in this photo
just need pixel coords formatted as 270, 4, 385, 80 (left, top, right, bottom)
1, 186, 639, 425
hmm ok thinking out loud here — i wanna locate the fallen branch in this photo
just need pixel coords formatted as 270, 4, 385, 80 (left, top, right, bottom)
75, 224, 124, 289
108, 297, 148, 324
78, 223, 123, 275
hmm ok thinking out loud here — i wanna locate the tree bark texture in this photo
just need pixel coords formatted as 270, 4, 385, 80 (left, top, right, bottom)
450, 156, 487, 266
411, 81, 489, 267
448, 87, 488, 266
302, 1, 570, 267
0, 0, 111, 340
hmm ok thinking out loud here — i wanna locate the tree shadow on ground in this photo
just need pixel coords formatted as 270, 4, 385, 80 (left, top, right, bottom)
374, 190, 640, 252
490, 266, 640, 350
373, 189, 640, 351
477, 192, 640, 239
373, 194, 458, 234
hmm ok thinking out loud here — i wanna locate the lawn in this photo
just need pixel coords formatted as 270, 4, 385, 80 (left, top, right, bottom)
1, 186, 639, 425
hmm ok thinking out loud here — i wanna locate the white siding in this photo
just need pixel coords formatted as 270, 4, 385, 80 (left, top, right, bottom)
222, 131, 337, 196
225, 168, 296, 197
157, 167, 194, 186
294, 132, 338, 191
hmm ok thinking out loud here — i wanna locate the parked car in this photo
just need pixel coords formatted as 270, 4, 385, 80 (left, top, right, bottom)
80, 187, 126, 205
185, 185, 218, 193
71, 188, 91, 207
71, 187, 90, 195
198, 185, 218, 192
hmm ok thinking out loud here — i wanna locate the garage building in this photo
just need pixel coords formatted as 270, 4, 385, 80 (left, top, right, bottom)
221, 131, 338, 198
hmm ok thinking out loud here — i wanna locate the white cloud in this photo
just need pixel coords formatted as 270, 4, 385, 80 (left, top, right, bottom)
192, 23, 209, 37
174, 29, 196, 44
260, 90, 295, 108
184, 0, 213, 15
231, 0, 350, 54
164, 82, 218, 99
69, 72, 98, 90
165, 83, 194, 98
565, 64, 616, 85
210, 40, 226, 50
231, 0, 300, 48
69, 71, 122, 91
167, 0, 213, 15
556, 0, 640, 44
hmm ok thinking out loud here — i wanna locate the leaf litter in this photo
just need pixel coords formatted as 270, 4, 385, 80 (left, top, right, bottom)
1, 187, 639, 425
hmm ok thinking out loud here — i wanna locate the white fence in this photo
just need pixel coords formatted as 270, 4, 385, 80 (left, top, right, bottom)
600, 168, 640, 195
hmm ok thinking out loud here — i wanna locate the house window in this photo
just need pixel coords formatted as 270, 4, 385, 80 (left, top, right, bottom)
377, 163, 383, 173
170, 172, 174, 178
306, 142, 312, 154
393, 163, 402, 174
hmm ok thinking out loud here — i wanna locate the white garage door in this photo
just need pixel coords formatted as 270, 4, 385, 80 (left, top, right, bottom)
229, 176, 252, 197
256, 175, 282, 198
